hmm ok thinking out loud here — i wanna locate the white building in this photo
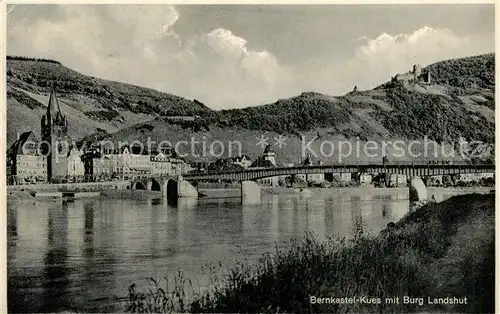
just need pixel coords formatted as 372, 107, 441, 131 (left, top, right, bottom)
358, 173, 373, 186
128, 152, 151, 175
102, 145, 151, 177
92, 156, 113, 178
456, 172, 494, 183
7, 131, 47, 184
67, 146, 85, 179
170, 157, 193, 175
151, 152, 171, 175
296, 156, 324, 183
388, 174, 407, 187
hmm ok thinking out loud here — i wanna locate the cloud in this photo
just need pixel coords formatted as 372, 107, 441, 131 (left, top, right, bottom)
8, 5, 182, 81
205, 28, 247, 60
355, 26, 465, 72
8, 6, 291, 109
106, 5, 181, 48
297, 26, 494, 95
171, 28, 290, 108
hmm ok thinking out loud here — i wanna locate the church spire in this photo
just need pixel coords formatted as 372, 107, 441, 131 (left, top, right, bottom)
47, 88, 61, 116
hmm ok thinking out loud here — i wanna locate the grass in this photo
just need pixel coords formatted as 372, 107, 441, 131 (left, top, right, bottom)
125, 192, 495, 313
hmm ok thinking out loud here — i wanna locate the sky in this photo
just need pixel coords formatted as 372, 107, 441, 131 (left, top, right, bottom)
7, 4, 495, 110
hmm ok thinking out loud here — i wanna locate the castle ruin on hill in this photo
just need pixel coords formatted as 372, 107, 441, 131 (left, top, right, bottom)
392, 64, 431, 85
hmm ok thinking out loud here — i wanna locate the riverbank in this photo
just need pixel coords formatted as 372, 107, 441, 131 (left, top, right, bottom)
198, 186, 493, 199
126, 192, 494, 313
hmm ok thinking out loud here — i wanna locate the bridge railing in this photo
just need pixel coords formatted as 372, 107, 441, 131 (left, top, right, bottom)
184, 161, 495, 178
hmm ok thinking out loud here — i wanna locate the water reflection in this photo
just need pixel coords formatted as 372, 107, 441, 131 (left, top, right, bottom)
7, 206, 17, 240
42, 203, 70, 312
381, 203, 389, 218
8, 188, 486, 313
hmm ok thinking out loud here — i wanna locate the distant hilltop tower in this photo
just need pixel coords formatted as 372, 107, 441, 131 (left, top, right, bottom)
41, 89, 70, 182
393, 64, 431, 85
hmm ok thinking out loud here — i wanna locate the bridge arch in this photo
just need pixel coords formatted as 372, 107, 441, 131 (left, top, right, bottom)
147, 178, 161, 191
132, 181, 146, 190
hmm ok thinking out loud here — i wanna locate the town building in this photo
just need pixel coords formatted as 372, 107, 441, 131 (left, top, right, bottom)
81, 150, 101, 180
7, 131, 47, 184
92, 156, 114, 179
262, 145, 276, 166
208, 157, 245, 172
67, 145, 85, 180
151, 151, 173, 176
191, 161, 209, 172
171, 157, 194, 175
325, 172, 353, 184
7, 89, 194, 184
81, 143, 193, 180
128, 152, 152, 176
388, 174, 407, 187
455, 172, 494, 183
358, 173, 373, 186
102, 145, 152, 178
40, 89, 71, 182
104, 145, 131, 177
231, 155, 252, 169
250, 145, 279, 187
251, 145, 277, 168
276, 162, 295, 187
297, 155, 325, 183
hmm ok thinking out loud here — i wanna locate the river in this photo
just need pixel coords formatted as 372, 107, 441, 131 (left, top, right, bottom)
7, 187, 490, 313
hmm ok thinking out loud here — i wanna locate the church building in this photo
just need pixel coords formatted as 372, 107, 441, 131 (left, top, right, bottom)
40, 89, 71, 182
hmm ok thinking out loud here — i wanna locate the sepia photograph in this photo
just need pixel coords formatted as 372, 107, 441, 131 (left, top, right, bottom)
4, 2, 496, 313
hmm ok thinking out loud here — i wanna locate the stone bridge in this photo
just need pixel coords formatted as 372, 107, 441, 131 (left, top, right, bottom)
129, 174, 261, 202
130, 175, 199, 199
180, 162, 495, 202
10, 163, 494, 203
127, 163, 494, 202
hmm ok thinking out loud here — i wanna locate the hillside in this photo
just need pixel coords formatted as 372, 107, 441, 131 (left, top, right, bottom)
6, 54, 495, 162
6, 56, 210, 144
212, 54, 495, 143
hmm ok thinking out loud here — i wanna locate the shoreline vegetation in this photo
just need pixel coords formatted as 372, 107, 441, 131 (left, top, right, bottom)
125, 192, 494, 313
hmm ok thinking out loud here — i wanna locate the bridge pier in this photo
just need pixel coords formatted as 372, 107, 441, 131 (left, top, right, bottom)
177, 177, 198, 198
409, 176, 428, 202
241, 181, 261, 204
157, 176, 198, 199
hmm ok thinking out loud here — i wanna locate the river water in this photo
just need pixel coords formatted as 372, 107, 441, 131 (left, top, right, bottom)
7, 187, 489, 313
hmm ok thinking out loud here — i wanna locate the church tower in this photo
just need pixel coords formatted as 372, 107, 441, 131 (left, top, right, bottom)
41, 89, 70, 182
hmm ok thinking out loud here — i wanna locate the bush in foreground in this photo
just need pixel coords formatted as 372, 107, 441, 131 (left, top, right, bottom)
126, 193, 494, 313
